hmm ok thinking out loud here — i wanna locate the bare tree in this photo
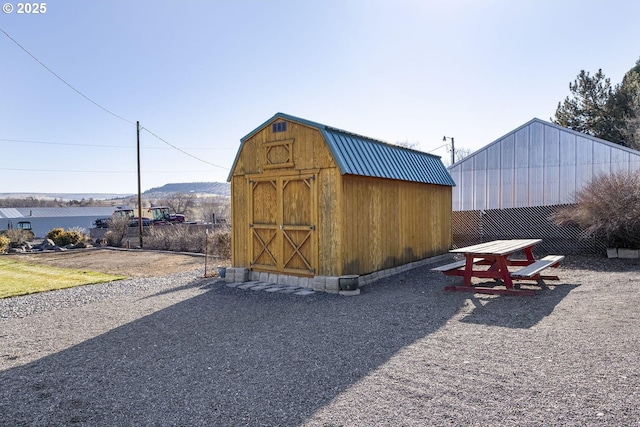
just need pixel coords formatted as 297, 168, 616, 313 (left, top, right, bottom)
158, 192, 198, 216
104, 216, 130, 247
395, 140, 420, 150
454, 147, 474, 163
200, 196, 230, 224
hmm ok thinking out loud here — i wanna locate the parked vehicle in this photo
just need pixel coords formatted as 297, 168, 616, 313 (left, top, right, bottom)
170, 213, 186, 222
94, 206, 185, 228
17, 221, 35, 238
16, 221, 32, 231
94, 208, 150, 228
145, 206, 185, 225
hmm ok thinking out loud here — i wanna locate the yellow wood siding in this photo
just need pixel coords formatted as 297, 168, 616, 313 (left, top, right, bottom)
230, 117, 452, 277
340, 175, 451, 275
231, 120, 335, 176
230, 119, 338, 275
230, 175, 249, 266
316, 167, 342, 276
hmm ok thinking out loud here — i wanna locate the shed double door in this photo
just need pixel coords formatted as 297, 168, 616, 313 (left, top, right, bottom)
249, 172, 317, 276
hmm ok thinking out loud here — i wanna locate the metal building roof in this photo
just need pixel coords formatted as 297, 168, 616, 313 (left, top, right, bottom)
0, 207, 116, 219
448, 118, 640, 211
229, 113, 455, 186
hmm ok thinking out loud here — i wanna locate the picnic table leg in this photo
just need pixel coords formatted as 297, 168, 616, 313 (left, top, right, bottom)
463, 254, 474, 286
496, 256, 515, 289
523, 246, 535, 262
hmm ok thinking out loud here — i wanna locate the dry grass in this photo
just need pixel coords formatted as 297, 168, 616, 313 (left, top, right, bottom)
553, 170, 640, 248
141, 225, 230, 256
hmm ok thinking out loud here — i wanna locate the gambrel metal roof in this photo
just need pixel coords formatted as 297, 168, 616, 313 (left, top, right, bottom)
229, 113, 455, 186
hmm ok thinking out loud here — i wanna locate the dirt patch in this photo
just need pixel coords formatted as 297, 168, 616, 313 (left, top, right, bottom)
6, 248, 215, 278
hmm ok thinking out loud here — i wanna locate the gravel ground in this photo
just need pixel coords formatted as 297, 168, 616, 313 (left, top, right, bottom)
0, 255, 639, 426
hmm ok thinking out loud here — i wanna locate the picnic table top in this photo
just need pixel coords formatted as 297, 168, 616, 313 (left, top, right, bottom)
450, 239, 542, 256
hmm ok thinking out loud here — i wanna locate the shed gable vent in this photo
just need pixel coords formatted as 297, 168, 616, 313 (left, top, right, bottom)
272, 122, 287, 133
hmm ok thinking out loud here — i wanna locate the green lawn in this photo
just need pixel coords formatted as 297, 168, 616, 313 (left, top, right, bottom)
0, 258, 126, 299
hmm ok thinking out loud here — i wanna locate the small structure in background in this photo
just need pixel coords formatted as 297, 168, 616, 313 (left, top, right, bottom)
0, 206, 115, 238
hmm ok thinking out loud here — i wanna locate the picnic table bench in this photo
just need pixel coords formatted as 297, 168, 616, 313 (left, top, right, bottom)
432, 239, 564, 296
511, 255, 565, 278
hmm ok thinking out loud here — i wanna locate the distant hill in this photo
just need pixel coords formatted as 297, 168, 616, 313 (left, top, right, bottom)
143, 182, 230, 197
0, 182, 230, 202
0, 192, 133, 201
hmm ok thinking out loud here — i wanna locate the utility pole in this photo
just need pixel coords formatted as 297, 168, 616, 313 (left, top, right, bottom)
137, 121, 143, 248
443, 136, 455, 165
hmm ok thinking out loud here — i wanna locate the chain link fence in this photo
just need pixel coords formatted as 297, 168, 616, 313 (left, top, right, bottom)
452, 204, 606, 256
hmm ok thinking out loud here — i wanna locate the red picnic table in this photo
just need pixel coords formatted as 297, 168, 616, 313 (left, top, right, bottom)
432, 239, 564, 296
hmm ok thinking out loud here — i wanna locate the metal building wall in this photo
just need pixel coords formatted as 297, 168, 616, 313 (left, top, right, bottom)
450, 118, 640, 211
0, 207, 116, 237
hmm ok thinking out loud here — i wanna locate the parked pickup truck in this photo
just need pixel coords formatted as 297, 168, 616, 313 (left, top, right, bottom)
94, 208, 151, 228
94, 207, 185, 228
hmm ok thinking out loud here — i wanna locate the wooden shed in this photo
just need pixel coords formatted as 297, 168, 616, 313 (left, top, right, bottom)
227, 113, 455, 279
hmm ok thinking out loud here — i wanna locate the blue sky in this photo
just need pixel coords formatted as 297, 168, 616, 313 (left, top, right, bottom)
1, 0, 639, 194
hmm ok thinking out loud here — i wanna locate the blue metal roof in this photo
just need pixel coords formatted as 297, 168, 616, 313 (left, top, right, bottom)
229, 113, 455, 187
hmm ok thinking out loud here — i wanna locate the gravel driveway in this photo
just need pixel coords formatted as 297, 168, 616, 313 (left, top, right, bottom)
1, 255, 638, 426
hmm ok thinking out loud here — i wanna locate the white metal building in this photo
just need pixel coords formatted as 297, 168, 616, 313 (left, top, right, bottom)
449, 118, 640, 211
0, 207, 116, 238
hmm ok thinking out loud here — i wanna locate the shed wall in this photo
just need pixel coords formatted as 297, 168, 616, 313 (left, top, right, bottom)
316, 167, 342, 276
340, 175, 451, 275
230, 175, 249, 267
229, 119, 339, 273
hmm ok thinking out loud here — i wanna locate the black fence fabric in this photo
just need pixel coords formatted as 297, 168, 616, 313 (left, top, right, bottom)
452, 205, 606, 256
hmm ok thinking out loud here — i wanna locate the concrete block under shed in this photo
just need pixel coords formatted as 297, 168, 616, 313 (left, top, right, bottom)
225, 269, 235, 283
325, 277, 340, 294
618, 248, 639, 259
313, 276, 327, 292
298, 277, 310, 288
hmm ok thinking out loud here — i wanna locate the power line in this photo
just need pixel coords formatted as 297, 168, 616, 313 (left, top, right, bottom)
141, 127, 229, 169
0, 27, 135, 125
428, 143, 450, 153
0, 167, 217, 174
0, 138, 132, 149
1, 27, 231, 170
0, 138, 235, 150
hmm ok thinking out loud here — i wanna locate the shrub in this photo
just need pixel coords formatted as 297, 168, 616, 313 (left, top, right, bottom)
145, 226, 174, 251
105, 216, 130, 247
103, 230, 123, 247
46, 228, 65, 244
0, 234, 10, 253
3, 229, 32, 245
46, 227, 87, 246
552, 171, 640, 249
143, 225, 207, 253
209, 227, 231, 259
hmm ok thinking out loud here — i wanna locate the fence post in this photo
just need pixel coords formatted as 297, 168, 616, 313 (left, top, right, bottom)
204, 229, 209, 277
